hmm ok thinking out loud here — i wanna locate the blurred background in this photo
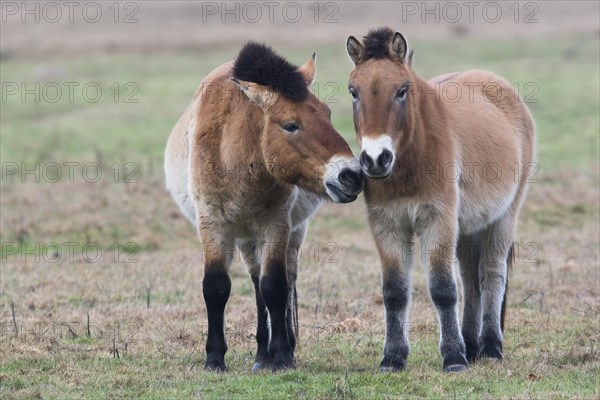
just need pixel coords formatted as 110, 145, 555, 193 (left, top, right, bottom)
1, 1, 599, 398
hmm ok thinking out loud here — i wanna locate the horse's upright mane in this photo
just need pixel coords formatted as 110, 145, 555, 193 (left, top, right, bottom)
233, 42, 308, 102
362, 27, 395, 60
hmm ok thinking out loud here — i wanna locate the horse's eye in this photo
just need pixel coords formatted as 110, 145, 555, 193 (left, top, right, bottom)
349, 88, 358, 100
397, 87, 408, 100
283, 122, 299, 133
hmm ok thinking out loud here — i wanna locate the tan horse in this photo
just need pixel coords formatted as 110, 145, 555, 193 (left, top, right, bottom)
165, 43, 364, 371
346, 28, 535, 372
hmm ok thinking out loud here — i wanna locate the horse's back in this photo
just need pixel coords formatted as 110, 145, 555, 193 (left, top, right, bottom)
451, 70, 535, 186
430, 70, 535, 162
430, 70, 535, 232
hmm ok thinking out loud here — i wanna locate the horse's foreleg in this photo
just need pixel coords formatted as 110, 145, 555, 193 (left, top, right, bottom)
200, 225, 234, 372
457, 232, 482, 362
422, 214, 467, 372
369, 210, 414, 372
478, 214, 515, 361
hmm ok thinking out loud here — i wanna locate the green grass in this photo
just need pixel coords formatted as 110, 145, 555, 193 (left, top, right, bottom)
2, 315, 597, 400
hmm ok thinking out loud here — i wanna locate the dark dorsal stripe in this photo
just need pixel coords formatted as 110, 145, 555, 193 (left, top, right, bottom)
233, 42, 308, 102
362, 27, 396, 60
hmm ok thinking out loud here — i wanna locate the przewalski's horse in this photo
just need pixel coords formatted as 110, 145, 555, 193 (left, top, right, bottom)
165, 43, 364, 371
345, 28, 535, 372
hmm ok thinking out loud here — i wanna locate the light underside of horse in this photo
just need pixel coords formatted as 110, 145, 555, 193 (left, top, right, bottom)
346, 27, 535, 373
164, 43, 364, 371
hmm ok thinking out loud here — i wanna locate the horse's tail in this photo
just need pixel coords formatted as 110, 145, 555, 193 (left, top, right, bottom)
500, 243, 514, 332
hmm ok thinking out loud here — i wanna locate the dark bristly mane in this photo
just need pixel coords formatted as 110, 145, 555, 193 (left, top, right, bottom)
362, 27, 395, 60
233, 42, 308, 102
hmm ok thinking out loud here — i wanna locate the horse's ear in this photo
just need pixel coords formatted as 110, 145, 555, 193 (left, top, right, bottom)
390, 32, 409, 63
231, 78, 278, 109
346, 36, 363, 65
298, 52, 317, 86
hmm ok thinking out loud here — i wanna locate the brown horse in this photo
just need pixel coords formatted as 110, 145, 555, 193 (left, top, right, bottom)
346, 28, 535, 372
165, 43, 364, 371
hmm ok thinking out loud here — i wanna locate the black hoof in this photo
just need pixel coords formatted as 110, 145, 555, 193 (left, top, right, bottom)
204, 360, 227, 372
479, 342, 503, 361
269, 345, 296, 371
271, 360, 296, 371
466, 345, 479, 362
379, 357, 406, 373
442, 354, 468, 373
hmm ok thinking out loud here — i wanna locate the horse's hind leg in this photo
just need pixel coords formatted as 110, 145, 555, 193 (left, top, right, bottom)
285, 222, 307, 354
457, 232, 482, 362
478, 213, 515, 360
260, 221, 295, 370
238, 241, 272, 371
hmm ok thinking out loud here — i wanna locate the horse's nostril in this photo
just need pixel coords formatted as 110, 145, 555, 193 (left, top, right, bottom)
339, 168, 362, 190
378, 150, 393, 169
359, 152, 373, 169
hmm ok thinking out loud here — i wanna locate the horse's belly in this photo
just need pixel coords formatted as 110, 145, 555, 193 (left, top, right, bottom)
164, 133, 196, 225
458, 184, 517, 234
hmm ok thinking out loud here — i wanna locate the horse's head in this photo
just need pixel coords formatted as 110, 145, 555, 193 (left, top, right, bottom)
232, 43, 364, 203
346, 28, 416, 180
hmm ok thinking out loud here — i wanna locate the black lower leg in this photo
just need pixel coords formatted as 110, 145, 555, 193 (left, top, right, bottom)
478, 270, 507, 361
429, 272, 467, 372
463, 321, 480, 362
479, 312, 504, 360
203, 266, 231, 371
251, 276, 271, 371
380, 277, 410, 372
260, 265, 294, 370
477, 247, 512, 361
458, 233, 481, 362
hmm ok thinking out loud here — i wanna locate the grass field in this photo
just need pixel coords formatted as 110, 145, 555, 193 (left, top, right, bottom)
1, 7, 599, 400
